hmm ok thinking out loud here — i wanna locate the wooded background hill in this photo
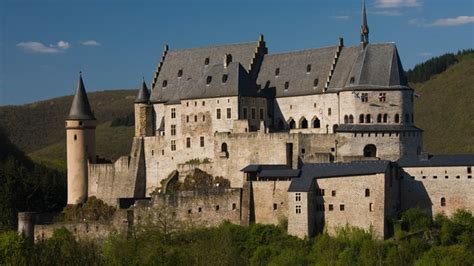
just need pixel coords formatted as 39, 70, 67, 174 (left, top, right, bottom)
0, 50, 472, 171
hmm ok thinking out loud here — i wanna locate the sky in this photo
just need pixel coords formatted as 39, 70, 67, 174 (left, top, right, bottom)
0, 0, 473, 105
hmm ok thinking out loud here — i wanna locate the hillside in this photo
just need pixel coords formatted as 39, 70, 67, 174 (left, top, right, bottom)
0, 90, 136, 170
412, 52, 474, 154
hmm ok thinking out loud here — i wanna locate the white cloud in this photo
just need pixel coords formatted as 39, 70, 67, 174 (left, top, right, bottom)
332, 15, 350, 20
432, 16, 474, 26
418, 52, 432, 57
81, 40, 101, 46
372, 10, 403, 16
376, 0, 420, 8
16, 40, 70, 54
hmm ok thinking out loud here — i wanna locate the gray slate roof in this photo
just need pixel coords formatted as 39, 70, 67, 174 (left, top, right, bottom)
288, 160, 390, 192
398, 154, 474, 167
135, 81, 150, 103
336, 124, 422, 133
150, 42, 258, 103
67, 74, 95, 120
241, 164, 291, 172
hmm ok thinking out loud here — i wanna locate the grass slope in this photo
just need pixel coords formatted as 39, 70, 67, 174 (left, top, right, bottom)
0, 90, 136, 170
412, 53, 474, 154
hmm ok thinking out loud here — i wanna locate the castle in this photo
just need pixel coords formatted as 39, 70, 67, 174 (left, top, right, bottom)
21, 2, 474, 241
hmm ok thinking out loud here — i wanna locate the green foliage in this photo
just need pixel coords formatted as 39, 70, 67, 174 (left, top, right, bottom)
110, 112, 134, 127
407, 49, 474, 83
400, 208, 433, 232
0, 231, 29, 265
0, 127, 66, 230
413, 52, 474, 154
166, 169, 231, 192
61, 196, 116, 222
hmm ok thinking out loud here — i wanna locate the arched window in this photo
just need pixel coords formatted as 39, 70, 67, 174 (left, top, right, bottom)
441, 197, 446, 207
405, 114, 410, 124
312, 117, 321, 128
288, 119, 296, 129
383, 114, 388, 123
349, 115, 354, 124
300, 117, 308, 129
377, 114, 382, 123
359, 114, 364, 123
366, 114, 371, 123
344, 115, 349, 124
365, 189, 370, 197
395, 114, 400, 123
363, 144, 377, 157
221, 143, 228, 158
333, 124, 338, 132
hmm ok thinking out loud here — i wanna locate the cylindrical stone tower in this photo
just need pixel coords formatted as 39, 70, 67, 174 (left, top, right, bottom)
134, 79, 153, 137
66, 73, 96, 205
17, 212, 36, 242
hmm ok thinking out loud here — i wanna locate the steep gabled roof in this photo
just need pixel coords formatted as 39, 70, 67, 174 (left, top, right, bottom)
288, 160, 391, 192
67, 73, 95, 120
150, 42, 258, 103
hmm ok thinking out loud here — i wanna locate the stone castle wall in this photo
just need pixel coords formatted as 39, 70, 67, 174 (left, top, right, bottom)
251, 181, 291, 225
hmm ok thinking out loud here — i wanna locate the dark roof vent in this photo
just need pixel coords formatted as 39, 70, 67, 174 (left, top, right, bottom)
204, 57, 210, 66
284, 81, 289, 90
222, 74, 228, 83
162, 80, 168, 88
306, 64, 312, 73
206, 76, 212, 85
177, 69, 183, 78
275, 68, 280, 77
313, 78, 319, 88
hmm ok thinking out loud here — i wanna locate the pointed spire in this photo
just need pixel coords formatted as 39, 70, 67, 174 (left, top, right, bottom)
67, 72, 95, 120
135, 78, 150, 104
361, 0, 369, 45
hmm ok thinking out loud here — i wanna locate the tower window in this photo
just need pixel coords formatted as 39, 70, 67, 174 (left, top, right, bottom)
194, 115, 197, 122
273, 203, 278, 210
74, 134, 77, 141
200, 136, 204, 147
186, 137, 191, 148
227, 108, 231, 119
171, 108, 176, 119
365, 188, 370, 197
177, 69, 183, 78
162, 80, 168, 87
284, 81, 289, 90
295, 193, 301, 202
222, 74, 228, 83
328, 108, 332, 116
441, 197, 446, 207
275, 68, 280, 76
206, 76, 212, 85
313, 78, 319, 88
350, 76, 355, 84
468, 167, 472, 174
204, 57, 210, 65
295, 205, 301, 214
306, 64, 312, 73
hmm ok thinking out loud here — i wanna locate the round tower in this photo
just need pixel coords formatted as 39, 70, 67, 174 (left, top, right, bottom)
66, 72, 96, 205
134, 79, 153, 137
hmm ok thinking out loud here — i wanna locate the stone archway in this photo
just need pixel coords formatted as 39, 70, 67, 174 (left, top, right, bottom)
363, 144, 377, 157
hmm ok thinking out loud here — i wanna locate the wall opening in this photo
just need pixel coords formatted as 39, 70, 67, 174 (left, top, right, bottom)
363, 144, 377, 157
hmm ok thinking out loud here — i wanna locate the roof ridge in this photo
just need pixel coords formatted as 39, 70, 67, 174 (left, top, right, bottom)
168, 41, 256, 53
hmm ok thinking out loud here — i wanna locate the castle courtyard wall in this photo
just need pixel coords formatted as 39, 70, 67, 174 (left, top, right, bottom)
251, 181, 291, 225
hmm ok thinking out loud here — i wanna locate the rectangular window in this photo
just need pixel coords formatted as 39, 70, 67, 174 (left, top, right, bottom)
171, 108, 176, 119
227, 108, 231, 119
379, 93, 386, 102
259, 108, 264, 120
200, 136, 204, 147
295, 193, 301, 202
331, 190, 336, 197
171, 125, 176, 136
361, 93, 368, 102
251, 108, 256, 120
171, 140, 176, 151
317, 189, 325, 196
216, 108, 221, 119
328, 204, 334, 211
468, 167, 472, 174
273, 203, 278, 210
186, 137, 191, 148
243, 108, 248, 119
340, 204, 345, 211
295, 205, 302, 214
328, 108, 332, 116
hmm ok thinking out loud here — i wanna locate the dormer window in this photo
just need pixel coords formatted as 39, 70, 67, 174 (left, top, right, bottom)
284, 81, 289, 90
162, 80, 168, 88
350, 76, 355, 84
275, 68, 280, 76
177, 69, 183, 78
204, 57, 210, 66
206, 76, 212, 85
306, 64, 312, 73
313, 78, 319, 88
222, 74, 228, 83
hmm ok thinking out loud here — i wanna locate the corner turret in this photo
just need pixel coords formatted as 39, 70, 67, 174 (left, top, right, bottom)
65, 72, 96, 205
134, 79, 154, 137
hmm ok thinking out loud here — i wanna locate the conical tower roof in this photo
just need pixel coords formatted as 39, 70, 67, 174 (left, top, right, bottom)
67, 72, 95, 120
135, 79, 150, 103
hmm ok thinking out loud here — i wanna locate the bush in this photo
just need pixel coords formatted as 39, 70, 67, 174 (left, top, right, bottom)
62, 196, 116, 222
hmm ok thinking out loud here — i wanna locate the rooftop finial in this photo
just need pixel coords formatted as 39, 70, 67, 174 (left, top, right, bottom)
361, 0, 369, 45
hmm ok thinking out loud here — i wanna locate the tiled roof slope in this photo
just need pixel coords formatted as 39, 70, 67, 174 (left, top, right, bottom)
150, 42, 258, 103
288, 160, 391, 192
398, 154, 474, 167
67, 74, 96, 120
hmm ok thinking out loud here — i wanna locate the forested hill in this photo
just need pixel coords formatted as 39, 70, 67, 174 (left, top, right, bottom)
411, 50, 474, 154
0, 127, 66, 230
0, 90, 136, 170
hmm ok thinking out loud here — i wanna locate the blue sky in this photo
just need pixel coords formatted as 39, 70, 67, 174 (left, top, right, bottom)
1, 0, 473, 105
